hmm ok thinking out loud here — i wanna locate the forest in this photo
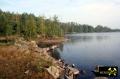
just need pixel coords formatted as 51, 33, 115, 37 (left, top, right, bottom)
60, 22, 120, 34
0, 9, 120, 39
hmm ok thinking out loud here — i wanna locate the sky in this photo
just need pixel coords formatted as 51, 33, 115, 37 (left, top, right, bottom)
0, 0, 120, 29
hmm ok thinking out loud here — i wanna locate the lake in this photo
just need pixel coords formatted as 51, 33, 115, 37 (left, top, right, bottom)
57, 32, 120, 79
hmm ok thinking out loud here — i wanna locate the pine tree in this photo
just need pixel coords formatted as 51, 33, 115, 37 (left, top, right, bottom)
39, 16, 46, 38
25, 14, 37, 39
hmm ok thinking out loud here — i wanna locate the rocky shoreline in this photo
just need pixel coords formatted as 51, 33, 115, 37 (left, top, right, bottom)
0, 36, 110, 79
0, 37, 80, 79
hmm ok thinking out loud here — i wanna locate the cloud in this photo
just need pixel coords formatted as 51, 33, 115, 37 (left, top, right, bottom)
80, 2, 120, 16
58, 1, 120, 28
77, 2, 120, 28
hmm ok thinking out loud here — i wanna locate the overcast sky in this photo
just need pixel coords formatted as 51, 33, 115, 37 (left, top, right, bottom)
0, 0, 120, 28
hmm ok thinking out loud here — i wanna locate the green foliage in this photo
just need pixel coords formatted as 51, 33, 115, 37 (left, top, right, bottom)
49, 16, 63, 37
95, 25, 112, 32
60, 22, 117, 33
5, 24, 13, 35
0, 9, 119, 38
0, 10, 64, 39
24, 15, 37, 39
36, 16, 46, 37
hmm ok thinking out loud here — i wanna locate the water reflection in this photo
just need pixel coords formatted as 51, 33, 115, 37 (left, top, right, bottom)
57, 33, 120, 79
50, 44, 64, 60
66, 34, 110, 44
95, 36, 109, 41
50, 48, 61, 60
66, 36, 93, 44
58, 43, 64, 52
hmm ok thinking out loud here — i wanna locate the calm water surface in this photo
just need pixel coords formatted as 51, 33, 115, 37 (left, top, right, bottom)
57, 32, 120, 79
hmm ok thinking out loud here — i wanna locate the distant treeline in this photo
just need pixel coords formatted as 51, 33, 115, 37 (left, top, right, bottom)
60, 22, 120, 34
0, 9, 120, 39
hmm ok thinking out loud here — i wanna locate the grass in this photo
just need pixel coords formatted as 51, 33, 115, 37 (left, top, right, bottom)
0, 45, 53, 79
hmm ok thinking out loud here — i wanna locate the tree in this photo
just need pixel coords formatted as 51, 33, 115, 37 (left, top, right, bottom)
20, 13, 28, 36
95, 25, 104, 32
13, 14, 21, 35
0, 9, 119, 40
0, 14, 8, 35
36, 16, 47, 38
5, 24, 13, 36
52, 16, 63, 37
25, 14, 37, 39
